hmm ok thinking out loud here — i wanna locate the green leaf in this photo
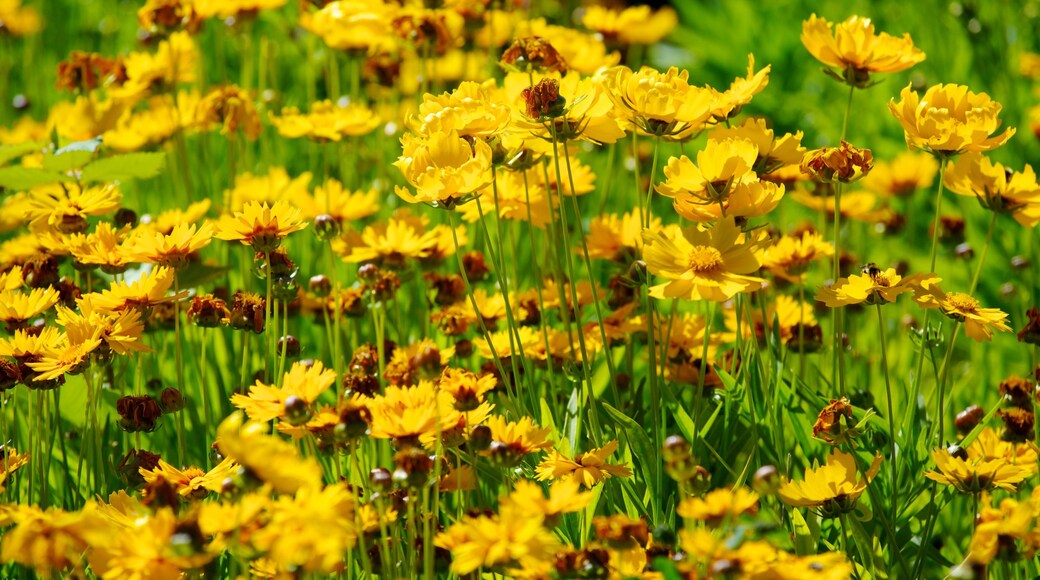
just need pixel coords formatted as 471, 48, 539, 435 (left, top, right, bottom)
0, 166, 67, 190
81, 152, 166, 183
55, 137, 102, 155
0, 141, 45, 167
176, 261, 230, 289
791, 508, 818, 556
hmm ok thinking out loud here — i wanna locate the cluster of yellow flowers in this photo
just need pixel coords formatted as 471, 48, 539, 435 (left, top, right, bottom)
0, 0, 1039, 578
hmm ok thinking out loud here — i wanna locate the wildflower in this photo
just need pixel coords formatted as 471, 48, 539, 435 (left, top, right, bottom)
0, 286, 59, 330
367, 381, 458, 445
0, 504, 108, 576
800, 140, 873, 183
303, 0, 396, 54
55, 51, 126, 93
25, 333, 101, 383
506, 479, 593, 523
439, 367, 496, 411
0, 0, 42, 36
25, 183, 122, 234
215, 200, 308, 252
215, 412, 324, 494
641, 218, 768, 302
393, 130, 493, 207
602, 65, 716, 140
585, 210, 658, 262
535, 440, 632, 487
580, 4, 678, 46
811, 397, 864, 445
413, 80, 511, 139
925, 429, 1037, 493
760, 230, 834, 282
507, 71, 624, 147
232, 360, 337, 424
250, 483, 358, 574
968, 495, 1039, 566
801, 14, 925, 86
482, 415, 553, 467
515, 19, 619, 75
708, 117, 805, 174
888, 84, 1015, 156
228, 290, 266, 333
0, 446, 29, 491
677, 487, 759, 526
861, 151, 938, 197
943, 152, 1040, 227
778, 449, 883, 517
270, 100, 381, 142
500, 36, 569, 74
656, 138, 757, 201
723, 294, 817, 346
196, 85, 261, 140
815, 264, 922, 307
912, 278, 1012, 342
129, 221, 213, 268
225, 168, 311, 211
137, 0, 202, 34
711, 54, 771, 121
139, 457, 238, 500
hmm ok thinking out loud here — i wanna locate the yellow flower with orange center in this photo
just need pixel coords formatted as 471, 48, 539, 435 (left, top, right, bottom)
482, 415, 553, 467
888, 83, 1015, 156
86, 266, 187, 314
129, 221, 213, 268
925, 428, 1037, 493
231, 360, 338, 425
778, 449, 883, 517
535, 440, 632, 488
912, 278, 1012, 342
214, 200, 308, 252
26, 183, 122, 235
641, 218, 768, 302
943, 152, 1040, 227
0, 286, 59, 329
801, 14, 925, 86
760, 230, 834, 282
139, 457, 238, 500
815, 265, 921, 307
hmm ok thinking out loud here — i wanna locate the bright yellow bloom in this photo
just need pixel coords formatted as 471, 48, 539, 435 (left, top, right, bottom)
677, 487, 759, 526
196, 85, 261, 140
504, 479, 593, 521
888, 83, 1015, 155
581, 4, 677, 46
88, 506, 213, 578
225, 168, 311, 211
394, 130, 493, 206
367, 381, 457, 443
760, 230, 834, 282
968, 494, 1040, 565
0, 504, 110, 576
215, 412, 324, 494
25, 334, 101, 383
672, 176, 785, 222
0, 0, 42, 36
642, 218, 768, 302
507, 71, 625, 149
270, 100, 381, 142
194, 0, 286, 19
435, 497, 560, 576
815, 265, 922, 307
334, 209, 466, 266
414, 80, 511, 139
943, 152, 1040, 227
925, 429, 1037, 493
912, 278, 1011, 342
299, 179, 379, 222
602, 65, 716, 140
0, 286, 59, 328
861, 151, 938, 197
110, 31, 198, 103
139, 457, 238, 499
214, 200, 308, 252
535, 440, 632, 487
232, 360, 338, 424
304, 0, 396, 53
517, 18, 620, 75
0, 446, 29, 491
66, 222, 136, 274
585, 210, 659, 262
482, 415, 553, 466
722, 294, 817, 345
57, 300, 148, 356
86, 265, 186, 313
656, 138, 757, 200
129, 221, 213, 268
708, 117, 805, 174
250, 482, 358, 574
25, 183, 122, 234
778, 450, 882, 517
801, 14, 925, 85
711, 54, 771, 121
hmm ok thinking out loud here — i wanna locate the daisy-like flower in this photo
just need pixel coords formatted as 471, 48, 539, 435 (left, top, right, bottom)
912, 278, 1012, 342
0, 286, 59, 330
66, 222, 137, 274
0, 446, 30, 492
535, 440, 632, 487
943, 152, 1040, 227
231, 360, 338, 425
760, 230, 834, 282
334, 209, 466, 267
677, 487, 759, 527
367, 381, 458, 445
195, 85, 261, 140
0, 327, 62, 385
507, 72, 625, 150
25, 183, 122, 235
710, 54, 771, 122
215, 412, 324, 494
708, 117, 805, 175
299, 179, 380, 223
505, 479, 593, 523
585, 210, 659, 262
888, 84, 1015, 156
85, 266, 186, 313
0, 503, 110, 577
641, 217, 768, 302
656, 138, 757, 201
413, 80, 511, 140
270, 100, 381, 142
482, 415, 553, 467
438, 367, 496, 411
861, 151, 938, 197
925, 428, 1037, 493
224, 168, 311, 211
778, 449, 883, 517
303, 0, 396, 53
968, 494, 1039, 566
580, 4, 678, 46
601, 65, 716, 140
801, 14, 925, 87
393, 130, 493, 207
139, 457, 238, 500
815, 264, 922, 307
129, 221, 213, 268
214, 200, 308, 252
25, 333, 101, 383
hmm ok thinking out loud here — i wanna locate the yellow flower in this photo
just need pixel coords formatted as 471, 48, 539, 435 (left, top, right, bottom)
250, 482, 358, 574
438, 366, 496, 409
303, 0, 396, 53
225, 167, 312, 211
516, 18, 620, 74
708, 117, 805, 174
760, 230, 834, 283
912, 278, 1012, 342
656, 138, 758, 200
0, 286, 59, 329
394, 130, 493, 206
193, 0, 286, 19
413, 80, 511, 139
231, 360, 338, 424
87, 506, 213, 578
677, 487, 759, 526
196, 85, 261, 140
270, 100, 381, 142
57, 300, 148, 356
482, 415, 553, 466
504, 479, 593, 521
602, 65, 716, 140
110, 31, 198, 102
0, 446, 30, 492
791, 189, 884, 222
506, 71, 625, 149
25, 334, 101, 383
214, 200, 308, 252
968, 495, 1038, 565
139, 457, 238, 499
535, 440, 632, 487
711, 54, 771, 121
888, 83, 1015, 155
672, 176, 785, 223
367, 381, 458, 444
66, 222, 137, 274
585, 210, 659, 262
641, 218, 768, 302
778, 449, 882, 517
104, 90, 201, 152
25, 183, 122, 234
861, 151, 939, 197
86, 265, 187, 313
925, 428, 1037, 493
0, 0, 43, 36
129, 221, 213, 268
943, 152, 1040, 227
299, 179, 379, 223
801, 14, 925, 85
722, 294, 817, 345
0, 504, 110, 576
815, 265, 921, 307
580, 4, 677, 46
215, 412, 325, 494
334, 209, 466, 267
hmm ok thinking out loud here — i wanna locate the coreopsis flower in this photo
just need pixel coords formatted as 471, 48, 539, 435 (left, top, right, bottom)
888, 84, 1015, 156
0, 446, 29, 491
778, 449, 883, 517
232, 360, 337, 425
801, 140, 873, 183
508, 72, 625, 148
516, 19, 620, 74
925, 428, 1037, 493
367, 381, 460, 445
656, 138, 757, 200
641, 218, 768, 302
144, 199, 211, 235
103, 91, 201, 152
250, 483, 358, 574
303, 0, 396, 53
585, 210, 659, 262
458, 169, 553, 228
66, 222, 136, 273
334, 209, 466, 266
438, 366, 496, 410
0, 0, 42, 36
482, 415, 553, 467
85, 266, 186, 313
215, 412, 324, 494
677, 487, 759, 526
801, 14, 925, 87
0, 327, 63, 386
394, 130, 493, 207
0, 504, 109, 576
535, 440, 632, 487
195, 85, 261, 140
129, 221, 213, 268
815, 264, 922, 307
708, 117, 805, 175
968, 494, 1040, 566
760, 230, 834, 282
601, 65, 716, 140
0, 286, 59, 330
25, 332, 101, 383
912, 278, 1012, 342
435, 497, 560, 576
391, 6, 464, 55
861, 151, 938, 197
299, 179, 379, 222
506, 479, 593, 524
413, 79, 511, 139
580, 4, 678, 46
25, 183, 122, 234
499, 36, 569, 74
55, 51, 126, 93
214, 200, 308, 252
943, 152, 1040, 227
270, 100, 381, 142
711, 54, 771, 121
139, 457, 238, 499
722, 294, 817, 346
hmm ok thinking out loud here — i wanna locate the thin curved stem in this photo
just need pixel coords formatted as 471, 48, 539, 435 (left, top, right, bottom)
874, 304, 898, 529
968, 210, 998, 295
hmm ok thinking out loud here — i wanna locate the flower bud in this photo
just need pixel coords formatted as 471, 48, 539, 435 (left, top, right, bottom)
752, 465, 780, 496
277, 335, 301, 358
116, 395, 163, 432
159, 387, 184, 413
955, 405, 984, 433
187, 295, 230, 328
313, 214, 341, 241
309, 274, 332, 297
283, 395, 313, 426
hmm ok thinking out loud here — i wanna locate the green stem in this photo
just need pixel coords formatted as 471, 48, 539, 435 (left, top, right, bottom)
932, 321, 962, 445
874, 304, 899, 530
968, 210, 998, 295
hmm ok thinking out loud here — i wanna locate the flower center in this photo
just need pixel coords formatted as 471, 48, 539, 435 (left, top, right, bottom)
946, 292, 980, 314
687, 246, 724, 274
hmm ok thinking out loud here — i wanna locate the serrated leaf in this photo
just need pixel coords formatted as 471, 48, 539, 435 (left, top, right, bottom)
0, 166, 67, 190
0, 141, 45, 167
42, 148, 96, 172
81, 152, 166, 183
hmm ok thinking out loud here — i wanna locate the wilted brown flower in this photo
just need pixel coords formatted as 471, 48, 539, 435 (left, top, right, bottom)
801, 141, 873, 183
1018, 306, 1040, 345
186, 294, 230, 328
116, 395, 163, 432
500, 36, 568, 74
229, 291, 265, 333
812, 397, 854, 444
521, 78, 565, 120
56, 51, 126, 92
